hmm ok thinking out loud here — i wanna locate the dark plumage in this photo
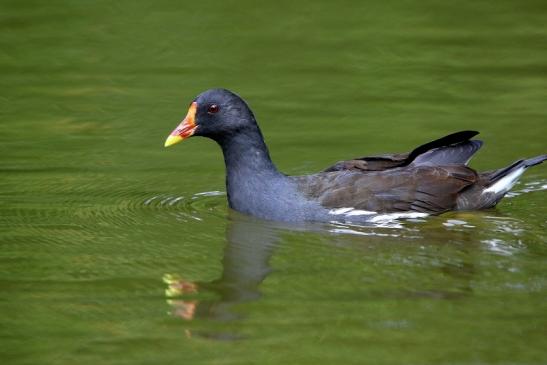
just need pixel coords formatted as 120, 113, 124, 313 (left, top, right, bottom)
165, 88, 546, 223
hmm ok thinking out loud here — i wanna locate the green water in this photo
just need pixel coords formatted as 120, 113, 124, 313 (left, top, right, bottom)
1, 1, 547, 364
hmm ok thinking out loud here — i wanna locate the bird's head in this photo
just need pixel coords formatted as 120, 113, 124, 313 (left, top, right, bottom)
164, 88, 257, 147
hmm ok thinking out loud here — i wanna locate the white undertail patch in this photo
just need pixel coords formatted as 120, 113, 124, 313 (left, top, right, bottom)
483, 167, 525, 195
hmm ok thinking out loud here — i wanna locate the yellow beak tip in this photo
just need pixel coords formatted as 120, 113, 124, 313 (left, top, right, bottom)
164, 135, 183, 147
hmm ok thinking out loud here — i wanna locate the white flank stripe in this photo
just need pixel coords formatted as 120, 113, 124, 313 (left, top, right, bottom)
329, 207, 376, 216
328, 207, 429, 222
369, 212, 429, 223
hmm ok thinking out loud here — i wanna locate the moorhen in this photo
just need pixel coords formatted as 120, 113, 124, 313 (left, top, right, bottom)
164, 88, 546, 223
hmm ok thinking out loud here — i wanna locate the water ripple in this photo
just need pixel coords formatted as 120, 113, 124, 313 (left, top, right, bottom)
1, 185, 228, 253
142, 190, 226, 222
506, 179, 547, 197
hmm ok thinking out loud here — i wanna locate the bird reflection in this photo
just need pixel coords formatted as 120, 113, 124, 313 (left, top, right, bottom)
162, 208, 529, 339
164, 211, 289, 325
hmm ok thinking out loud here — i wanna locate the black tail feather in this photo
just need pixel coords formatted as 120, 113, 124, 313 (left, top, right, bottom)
458, 153, 547, 210
410, 140, 483, 166
404, 130, 479, 165
486, 154, 547, 184
523, 154, 547, 168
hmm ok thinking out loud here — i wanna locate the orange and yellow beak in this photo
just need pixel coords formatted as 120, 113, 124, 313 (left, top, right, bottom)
164, 102, 198, 147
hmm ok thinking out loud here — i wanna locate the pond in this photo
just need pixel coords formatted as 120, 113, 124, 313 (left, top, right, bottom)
1, 1, 546, 364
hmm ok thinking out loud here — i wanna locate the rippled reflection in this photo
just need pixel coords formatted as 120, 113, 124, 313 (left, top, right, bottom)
150, 183, 544, 342
164, 212, 283, 319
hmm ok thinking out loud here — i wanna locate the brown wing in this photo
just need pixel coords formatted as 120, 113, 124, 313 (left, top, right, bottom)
297, 165, 478, 214
323, 131, 480, 173
323, 153, 409, 172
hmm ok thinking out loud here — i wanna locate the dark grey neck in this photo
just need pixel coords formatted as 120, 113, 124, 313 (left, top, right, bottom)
215, 125, 287, 213
218, 126, 280, 178
212, 124, 326, 222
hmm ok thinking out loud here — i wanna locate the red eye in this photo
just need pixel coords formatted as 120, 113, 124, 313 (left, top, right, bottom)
207, 104, 220, 114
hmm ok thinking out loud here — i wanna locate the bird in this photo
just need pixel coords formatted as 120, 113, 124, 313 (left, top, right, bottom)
164, 88, 546, 223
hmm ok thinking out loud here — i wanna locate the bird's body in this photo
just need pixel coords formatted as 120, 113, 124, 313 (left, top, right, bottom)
165, 88, 546, 223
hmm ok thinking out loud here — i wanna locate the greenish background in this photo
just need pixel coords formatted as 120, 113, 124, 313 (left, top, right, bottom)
1, 0, 546, 364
